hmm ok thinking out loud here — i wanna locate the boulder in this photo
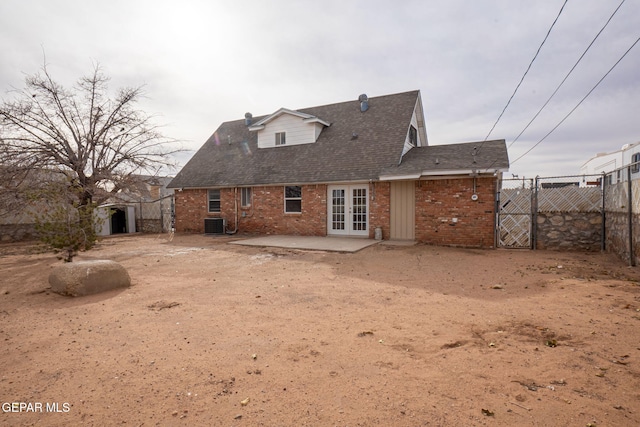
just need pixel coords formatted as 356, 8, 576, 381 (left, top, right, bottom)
49, 260, 131, 297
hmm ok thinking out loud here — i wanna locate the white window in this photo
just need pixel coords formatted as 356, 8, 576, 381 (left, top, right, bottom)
409, 125, 417, 146
241, 187, 252, 207
208, 189, 221, 213
284, 186, 301, 213
275, 132, 286, 146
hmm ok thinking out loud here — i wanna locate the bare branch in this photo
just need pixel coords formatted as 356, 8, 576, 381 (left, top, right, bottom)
0, 60, 183, 208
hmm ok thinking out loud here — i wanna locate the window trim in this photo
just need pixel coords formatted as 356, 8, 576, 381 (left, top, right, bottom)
241, 187, 252, 208
408, 125, 417, 146
208, 189, 221, 213
275, 132, 286, 146
284, 185, 302, 213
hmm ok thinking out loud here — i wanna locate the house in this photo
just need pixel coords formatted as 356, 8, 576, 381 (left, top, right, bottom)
168, 90, 509, 248
0, 170, 175, 242
580, 141, 640, 184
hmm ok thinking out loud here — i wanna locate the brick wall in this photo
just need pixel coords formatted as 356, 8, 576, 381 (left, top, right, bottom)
174, 185, 327, 236
370, 182, 390, 240
175, 179, 498, 247
174, 188, 208, 233
237, 185, 326, 236
415, 177, 497, 248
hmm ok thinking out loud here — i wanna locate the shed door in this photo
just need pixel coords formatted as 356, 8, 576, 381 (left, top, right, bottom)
390, 181, 415, 240
328, 185, 369, 237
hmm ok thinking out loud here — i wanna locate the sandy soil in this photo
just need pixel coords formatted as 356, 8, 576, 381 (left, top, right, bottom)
0, 234, 639, 426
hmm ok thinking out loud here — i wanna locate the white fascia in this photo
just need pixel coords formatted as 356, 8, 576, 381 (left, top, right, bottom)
379, 173, 422, 181
380, 168, 508, 181
249, 108, 328, 131
302, 117, 331, 127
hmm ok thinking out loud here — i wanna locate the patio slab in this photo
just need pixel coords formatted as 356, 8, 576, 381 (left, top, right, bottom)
229, 235, 380, 253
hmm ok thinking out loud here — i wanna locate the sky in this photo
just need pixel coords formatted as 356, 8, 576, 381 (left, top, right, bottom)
1, 0, 639, 179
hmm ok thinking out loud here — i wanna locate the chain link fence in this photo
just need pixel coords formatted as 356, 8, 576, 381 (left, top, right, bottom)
602, 163, 640, 266
498, 178, 534, 248
136, 195, 174, 234
498, 170, 639, 266
498, 175, 603, 251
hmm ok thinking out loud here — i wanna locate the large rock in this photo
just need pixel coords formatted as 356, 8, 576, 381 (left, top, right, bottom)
49, 260, 131, 297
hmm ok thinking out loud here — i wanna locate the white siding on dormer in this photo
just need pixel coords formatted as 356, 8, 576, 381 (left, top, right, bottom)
314, 123, 324, 141
257, 114, 319, 148
401, 103, 428, 157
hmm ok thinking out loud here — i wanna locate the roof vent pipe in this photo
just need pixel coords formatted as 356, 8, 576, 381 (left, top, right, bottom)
244, 112, 253, 126
358, 94, 369, 112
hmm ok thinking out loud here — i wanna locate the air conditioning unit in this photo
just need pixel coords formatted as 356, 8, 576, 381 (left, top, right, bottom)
204, 218, 226, 235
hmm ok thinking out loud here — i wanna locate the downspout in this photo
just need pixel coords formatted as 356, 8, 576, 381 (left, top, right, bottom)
226, 187, 239, 235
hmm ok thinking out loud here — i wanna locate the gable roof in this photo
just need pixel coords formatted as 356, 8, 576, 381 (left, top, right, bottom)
248, 108, 330, 130
380, 140, 509, 180
169, 90, 421, 188
168, 90, 509, 189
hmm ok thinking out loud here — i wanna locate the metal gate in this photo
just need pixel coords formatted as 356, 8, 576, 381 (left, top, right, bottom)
138, 194, 175, 233
498, 179, 533, 248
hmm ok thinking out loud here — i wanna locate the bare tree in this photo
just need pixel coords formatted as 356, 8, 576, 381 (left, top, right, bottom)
0, 62, 180, 258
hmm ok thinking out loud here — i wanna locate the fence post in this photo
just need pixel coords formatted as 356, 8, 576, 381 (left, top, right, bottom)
628, 166, 635, 266
601, 173, 606, 252
532, 177, 538, 250
494, 179, 500, 248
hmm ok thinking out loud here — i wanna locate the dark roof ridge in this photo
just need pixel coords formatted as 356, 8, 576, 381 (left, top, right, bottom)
294, 89, 419, 114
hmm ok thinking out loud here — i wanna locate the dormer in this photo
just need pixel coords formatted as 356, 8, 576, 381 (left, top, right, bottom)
249, 108, 330, 149
401, 92, 429, 158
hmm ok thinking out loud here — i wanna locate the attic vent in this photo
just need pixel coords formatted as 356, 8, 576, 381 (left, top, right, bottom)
244, 112, 253, 126
204, 218, 226, 234
358, 94, 369, 112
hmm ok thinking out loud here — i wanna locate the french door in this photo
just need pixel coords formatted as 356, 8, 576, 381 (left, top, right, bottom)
327, 185, 368, 236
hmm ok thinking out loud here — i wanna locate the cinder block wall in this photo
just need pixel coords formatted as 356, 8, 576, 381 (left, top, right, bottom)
415, 177, 497, 248
536, 212, 602, 251
606, 211, 640, 265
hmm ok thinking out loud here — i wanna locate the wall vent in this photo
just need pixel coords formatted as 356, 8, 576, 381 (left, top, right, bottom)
204, 218, 226, 234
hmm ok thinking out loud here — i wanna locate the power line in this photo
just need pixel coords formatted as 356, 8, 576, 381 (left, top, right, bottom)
508, 0, 626, 149
484, 0, 569, 142
510, 35, 640, 166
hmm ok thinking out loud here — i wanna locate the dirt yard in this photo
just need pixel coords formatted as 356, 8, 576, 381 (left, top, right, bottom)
1, 234, 639, 426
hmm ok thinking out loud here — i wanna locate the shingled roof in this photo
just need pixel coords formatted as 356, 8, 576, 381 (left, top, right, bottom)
380, 140, 509, 179
168, 90, 509, 189
168, 91, 421, 188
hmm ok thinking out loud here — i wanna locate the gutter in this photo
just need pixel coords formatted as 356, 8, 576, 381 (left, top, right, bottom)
226, 187, 239, 235
380, 168, 507, 181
